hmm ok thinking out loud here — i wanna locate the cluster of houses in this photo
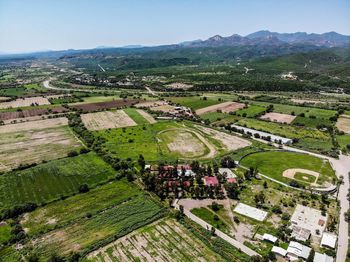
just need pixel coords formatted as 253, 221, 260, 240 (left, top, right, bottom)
263, 204, 337, 261
144, 164, 238, 198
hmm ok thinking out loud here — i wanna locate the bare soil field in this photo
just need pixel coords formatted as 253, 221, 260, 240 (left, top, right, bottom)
0, 107, 68, 121
0, 96, 10, 101
0, 117, 82, 172
167, 130, 207, 157
134, 100, 167, 108
81, 110, 137, 131
195, 102, 245, 115
336, 116, 350, 134
195, 125, 251, 151
0, 96, 50, 109
86, 219, 222, 262
46, 94, 72, 99
291, 98, 326, 104
151, 104, 178, 113
260, 112, 296, 124
70, 99, 138, 112
165, 82, 193, 89
135, 109, 156, 124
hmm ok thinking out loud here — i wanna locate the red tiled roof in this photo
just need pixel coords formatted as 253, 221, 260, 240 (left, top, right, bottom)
227, 178, 237, 183
204, 176, 219, 186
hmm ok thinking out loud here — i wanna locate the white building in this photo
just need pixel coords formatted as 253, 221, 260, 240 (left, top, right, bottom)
287, 241, 311, 261
218, 168, 236, 179
290, 204, 327, 238
234, 203, 268, 221
263, 233, 278, 243
314, 252, 333, 262
271, 246, 287, 257
321, 232, 337, 249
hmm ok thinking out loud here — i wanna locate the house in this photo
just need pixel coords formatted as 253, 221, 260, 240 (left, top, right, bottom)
287, 241, 311, 261
177, 165, 195, 177
291, 226, 311, 242
263, 233, 278, 244
204, 176, 219, 186
271, 246, 287, 257
314, 252, 333, 262
218, 168, 236, 179
290, 204, 327, 238
321, 232, 337, 249
227, 178, 237, 184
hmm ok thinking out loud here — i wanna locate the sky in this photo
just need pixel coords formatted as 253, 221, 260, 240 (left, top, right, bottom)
0, 0, 349, 53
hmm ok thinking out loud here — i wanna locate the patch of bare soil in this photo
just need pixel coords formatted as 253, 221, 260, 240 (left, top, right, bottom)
195, 102, 245, 115
134, 100, 167, 108
135, 109, 156, 124
336, 116, 350, 134
282, 168, 320, 186
0, 96, 50, 109
165, 82, 193, 89
260, 112, 296, 124
81, 110, 137, 131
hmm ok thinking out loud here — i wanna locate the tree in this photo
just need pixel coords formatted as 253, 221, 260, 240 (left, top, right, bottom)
78, 184, 89, 193
211, 201, 220, 211
263, 181, 268, 189
211, 226, 216, 236
306, 248, 315, 262
138, 154, 145, 171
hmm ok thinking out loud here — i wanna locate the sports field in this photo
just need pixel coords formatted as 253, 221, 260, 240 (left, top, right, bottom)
240, 151, 336, 187
0, 153, 116, 213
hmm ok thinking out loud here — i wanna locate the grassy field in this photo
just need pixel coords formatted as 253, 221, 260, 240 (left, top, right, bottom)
191, 207, 229, 233
0, 153, 116, 213
123, 108, 150, 125
0, 223, 11, 245
168, 96, 224, 110
84, 218, 224, 262
292, 115, 333, 128
95, 121, 249, 162
240, 151, 336, 187
338, 134, 350, 149
235, 118, 334, 152
235, 104, 266, 118
251, 101, 337, 119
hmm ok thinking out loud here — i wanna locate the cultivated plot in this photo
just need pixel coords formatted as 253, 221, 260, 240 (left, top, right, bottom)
0, 96, 50, 109
86, 218, 223, 262
336, 116, 350, 134
0, 118, 82, 172
260, 112, 296, 124
196, 101, 245, 115
136, 109, 157, 124
81, 110, 137, 131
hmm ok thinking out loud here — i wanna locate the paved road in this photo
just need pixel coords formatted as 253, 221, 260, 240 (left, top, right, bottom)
174, 201, 260, 257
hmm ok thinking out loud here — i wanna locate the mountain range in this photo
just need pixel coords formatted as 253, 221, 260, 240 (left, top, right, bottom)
180, 30, 350, 48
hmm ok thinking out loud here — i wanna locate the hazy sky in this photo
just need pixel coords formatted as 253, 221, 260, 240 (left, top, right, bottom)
0, 0, 349, 53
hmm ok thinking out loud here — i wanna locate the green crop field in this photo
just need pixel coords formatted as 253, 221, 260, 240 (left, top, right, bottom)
240, 151, 336, 187
191, 207, 229, 233
84, 218, 223, 262
0, 153, 116, 213
338, 134, 350, 149
292, 115, 333, 128
251, 101, 337, 119
0, 223, 11, 245
21, 179, 138, 236
123, 107, 150, 125
168, 96, 225, 110
28, 195, 163, 257
235, 104, 266, 117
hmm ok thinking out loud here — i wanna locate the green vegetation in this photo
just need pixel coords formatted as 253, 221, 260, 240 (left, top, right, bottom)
191, 207, 229, 233
235, 104, 266, 118
0, 223, 12, 245
123, 107, 150, 125
338, 134, 350, 150
200, 112, 235, 123
0, 153, 116, 213
240, 151, 336, 186
294, 172, 316, 184
169, 96, 225, 110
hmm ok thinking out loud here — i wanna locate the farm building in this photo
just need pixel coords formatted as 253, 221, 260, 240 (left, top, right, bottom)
290, 204, 327, 238
314, 252, 333, 262
226, 178, 237, 184
287, 241, 311, 261
234, 203, 268, 221
263, 233, 277, 243
321, 232, 337, 249
204, 176, 219, 186
271, 246, 287, 258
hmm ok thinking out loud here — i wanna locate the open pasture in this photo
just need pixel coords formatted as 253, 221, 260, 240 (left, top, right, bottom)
135, 109, 156, 123
240, 151, 336, 187
196, 101, 245, 115
0, 153, 116, 213
336, 116, 350, 134
95, 121, 250, 161
0, 118, 82, 172
235, 104, 266, 117
169, 96, 223, 110
81, 110, 137, 131
260, 112, 296, 124
0, 96, 50, 109
123, 108, 154, 125
85, 218, 222, 262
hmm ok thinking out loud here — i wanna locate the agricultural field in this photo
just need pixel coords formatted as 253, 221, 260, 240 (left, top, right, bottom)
0, 96, 51, 109
0, 152, 116, 213
235, 104, 266, 118
85, 218, 223, 262
240, 151, 336, 187
123, 108, 154, 125
337, 134, 350, 150
336, 116, 350, 134
95, 121, 251, 161
0, 118, 83, 172
168, 96, 224, 110
260, 112, 296, 124
81, 110, 137, 131
195, 101, 245, 115
200, 111, 237, 123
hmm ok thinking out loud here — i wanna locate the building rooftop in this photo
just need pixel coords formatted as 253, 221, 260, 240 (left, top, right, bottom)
204, 176, 219, 186
314, 252, 333, 262
291, 226, 311, 242
263, 233, 278, 243
271, 246, 287, 257
218, 168, 236, 178
321, 232, 337, 249
234, 203, 268, 221
287, 241, 311, 260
